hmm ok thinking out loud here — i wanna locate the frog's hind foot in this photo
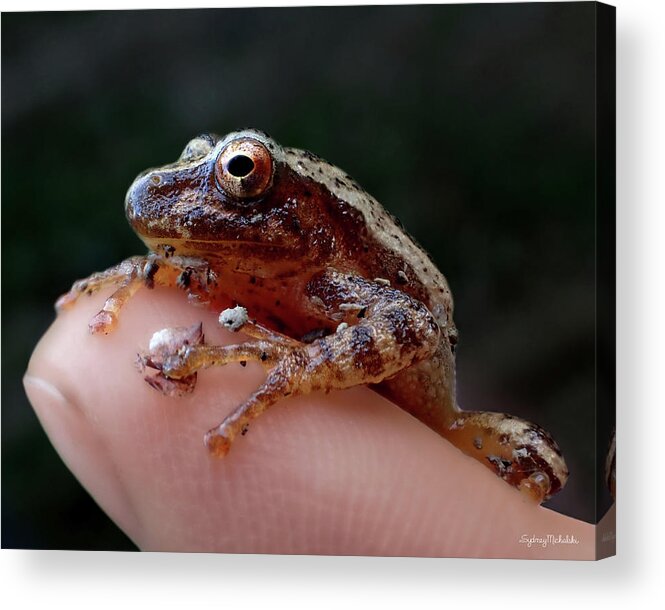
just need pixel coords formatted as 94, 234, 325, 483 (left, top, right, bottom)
443, 410, 569, 503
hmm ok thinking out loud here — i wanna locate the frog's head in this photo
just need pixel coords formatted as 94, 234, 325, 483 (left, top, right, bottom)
125, 129, 365, 274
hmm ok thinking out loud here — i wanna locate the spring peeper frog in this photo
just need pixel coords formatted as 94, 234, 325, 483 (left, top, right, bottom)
57, 129, 568, 502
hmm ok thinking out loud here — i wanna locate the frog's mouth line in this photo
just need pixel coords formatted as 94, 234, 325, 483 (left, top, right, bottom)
142, 237, 292, 253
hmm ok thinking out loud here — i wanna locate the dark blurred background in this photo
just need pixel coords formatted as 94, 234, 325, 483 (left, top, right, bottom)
2, 3, 611, 550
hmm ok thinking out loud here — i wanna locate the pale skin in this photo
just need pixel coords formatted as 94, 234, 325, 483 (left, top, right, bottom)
25, 288, 594, 557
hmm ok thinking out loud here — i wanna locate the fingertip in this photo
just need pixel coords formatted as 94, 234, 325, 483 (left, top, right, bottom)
25, 287, 596, 558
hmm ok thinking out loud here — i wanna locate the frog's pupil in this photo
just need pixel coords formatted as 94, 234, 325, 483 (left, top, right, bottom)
227, 155, 255, 178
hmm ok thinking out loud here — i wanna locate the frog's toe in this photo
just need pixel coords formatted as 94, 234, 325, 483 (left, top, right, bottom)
204, 428, 232, 457
161, 349, 196, 379
518, 471, 551, 504
55, 290, 78, 312
89, 310, 118, 335
145, 371, 198, 397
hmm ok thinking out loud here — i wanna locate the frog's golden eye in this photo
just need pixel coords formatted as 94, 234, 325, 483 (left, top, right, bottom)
215, 138, 273, 200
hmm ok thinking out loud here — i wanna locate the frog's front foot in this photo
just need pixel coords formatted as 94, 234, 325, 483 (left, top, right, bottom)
56, 254, 217, 335
146, 325, 307, 457
138, 323, 206, 396
56, 256, 150, 334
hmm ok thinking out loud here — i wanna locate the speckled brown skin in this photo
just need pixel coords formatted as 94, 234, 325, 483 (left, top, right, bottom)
58, 129, 568, 502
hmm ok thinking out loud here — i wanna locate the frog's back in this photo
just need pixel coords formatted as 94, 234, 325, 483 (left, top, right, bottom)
283, 147, 455, 334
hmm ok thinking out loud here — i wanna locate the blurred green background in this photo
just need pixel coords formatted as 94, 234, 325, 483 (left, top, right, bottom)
2, 3, 611, 550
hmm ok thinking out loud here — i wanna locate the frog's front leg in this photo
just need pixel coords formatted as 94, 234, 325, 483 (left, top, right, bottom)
153, 269, 440, 457
56, 254, 216, 334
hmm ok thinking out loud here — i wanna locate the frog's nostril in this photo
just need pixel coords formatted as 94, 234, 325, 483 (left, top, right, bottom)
227, 155, 255, 178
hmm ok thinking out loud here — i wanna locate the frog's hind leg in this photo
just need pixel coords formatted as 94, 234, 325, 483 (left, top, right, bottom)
378, 345, 568, 503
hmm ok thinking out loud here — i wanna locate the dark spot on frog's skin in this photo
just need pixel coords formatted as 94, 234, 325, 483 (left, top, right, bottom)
275, 299, 281, 306
396, 270, 409, 285
292, 217, 302, 233
527, 427, 563, 458
350, 326, 383, 377
239, 361, 247, 367
266, 315, 288, 333
249, 276, 256, 284
317, 340, 339, 378
526, 424, 559, 452
301, 328, 330, 344
144, 261, 159, 289
260, 352, 268, 362
385, 308, 419, 348
177, 269, 192, 289
487, 455, 513, 476
300, 150, 323, 163
356, 307, 367, 319
303, 189, 312, 198
499, 434, 510, 445
241, 425, 249, 436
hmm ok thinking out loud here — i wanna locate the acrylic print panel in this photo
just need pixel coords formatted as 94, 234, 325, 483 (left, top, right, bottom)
2, 2, 615, 558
